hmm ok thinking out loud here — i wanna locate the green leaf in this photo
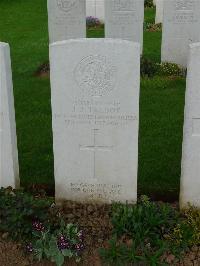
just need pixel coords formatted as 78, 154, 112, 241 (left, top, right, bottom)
49, 237, 59, 255
44, 248, 51, 259
49, 237, 57, 249
35, 239, 43, 249
62, 249, 73, 258
54, 252, 64, 266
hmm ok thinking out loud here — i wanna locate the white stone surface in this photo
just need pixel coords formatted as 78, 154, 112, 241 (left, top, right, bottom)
180, 43, 200, 209
50, 38, 140, 203
86, 0, 105, 21
0, 42, 19, 188
161, 0, 200, 67
155, 0, 163, 24
47, 0, 86, 43
105, 0, 144, 53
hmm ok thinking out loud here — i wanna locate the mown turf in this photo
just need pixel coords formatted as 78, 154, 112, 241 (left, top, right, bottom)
0, 1, 186, 199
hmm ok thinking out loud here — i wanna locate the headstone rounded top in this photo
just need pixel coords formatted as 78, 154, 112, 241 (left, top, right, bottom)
50, 38, 141, 49
50, 36, 140, 203
0, 42, 9, 48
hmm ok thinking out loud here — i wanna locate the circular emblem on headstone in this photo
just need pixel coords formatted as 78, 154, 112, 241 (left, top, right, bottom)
57, 0, 77, 12
74, 55, 117, 97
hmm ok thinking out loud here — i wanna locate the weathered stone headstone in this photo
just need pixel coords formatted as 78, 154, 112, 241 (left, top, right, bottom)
155, 0, 163, 24
47, 0, 86, 43
105, 0, 144, 53
50, 39, 140, 203
161, 0, 200, 67
0, 42, 19, 188
180, 43, 200, 209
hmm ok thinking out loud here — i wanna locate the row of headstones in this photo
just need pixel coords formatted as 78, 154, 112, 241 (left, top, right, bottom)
85, 0, 160, 24
48, 0, 144, 52
86, 0, 159, 24
1, 37, 200, 208
48, 0, 200, 67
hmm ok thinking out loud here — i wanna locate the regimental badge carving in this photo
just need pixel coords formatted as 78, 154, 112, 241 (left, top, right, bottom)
175, 0, 194, 11
74, 55, 117, 97
57, 0, 77, 12
113, 0, 135, 11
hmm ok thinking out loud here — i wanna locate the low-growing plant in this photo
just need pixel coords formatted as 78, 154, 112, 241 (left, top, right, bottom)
0, 188, 85, 265
184, 205, 200, 245
28, 220, 84, 266
140, 59, 187, 78
86, 16, 102, 28
111, 196, 179, 243
140, 57, 159, 78
144, 22, 162, 32
100, 197, 200, 265
158, 62, 186, 77
0, 187, 52, 240
101, 198, 179, 264
144, 0, 154, 8
166, 205, 200, 249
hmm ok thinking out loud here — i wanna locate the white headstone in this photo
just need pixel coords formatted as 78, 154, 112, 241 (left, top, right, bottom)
180, 43, 200, 209
161, 0, 200, 67
86, 0, 105, 21
0, 42, 19, 188
155, 0, 163, 24
50, 39, 140, 203
47, 0, 86, 43
105, 0, 144, 53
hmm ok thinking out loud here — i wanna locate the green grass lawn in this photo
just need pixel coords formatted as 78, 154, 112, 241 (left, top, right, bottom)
0, 1, 186, 200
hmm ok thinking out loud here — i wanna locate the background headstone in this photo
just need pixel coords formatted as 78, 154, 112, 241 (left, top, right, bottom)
180, 43, 200, 209
161, 0, 200, 67
0, 42, 19, 188
47, 0, 86, 43
50, 39, 140, 203
105, 0, 144, 53
86, 0, 104, 21
155, 0, 163, 24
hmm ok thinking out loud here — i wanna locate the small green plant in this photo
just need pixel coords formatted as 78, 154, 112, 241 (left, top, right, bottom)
0, 187, 52, 240
111, 197, 179, 242
144, 0, 154, 8
140, 57, 159, 78
100, 197, 188, 265
0, 188, 85, 265
100, 198, 200, 265
167, 205, 200, 249
158, 62, 186, 77
184, 205, 200, 245
144, 22, 162, 32
28, 220, 84, 266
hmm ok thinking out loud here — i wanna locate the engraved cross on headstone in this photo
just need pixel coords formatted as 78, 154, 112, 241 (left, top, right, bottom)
80, 129, 113, 179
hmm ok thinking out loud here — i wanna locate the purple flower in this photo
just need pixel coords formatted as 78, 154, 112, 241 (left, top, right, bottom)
74, 242, 85, 254
57, 235, 70, 250
32, 220, 45, 232
86, 16, 101, 27
26, 243, 34, 253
